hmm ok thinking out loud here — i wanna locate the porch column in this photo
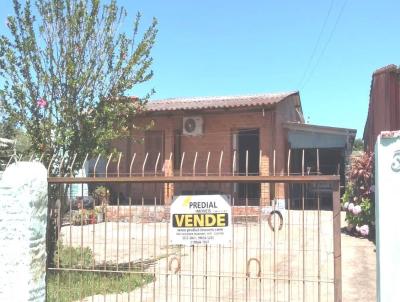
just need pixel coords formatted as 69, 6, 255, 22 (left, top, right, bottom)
260, 154, 270, 206
259, 125, 271, 206
164, 127, 174, 205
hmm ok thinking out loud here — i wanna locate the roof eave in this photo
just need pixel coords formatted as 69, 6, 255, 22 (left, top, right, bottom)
283, 121, 357, 137
143, 103, 281, 116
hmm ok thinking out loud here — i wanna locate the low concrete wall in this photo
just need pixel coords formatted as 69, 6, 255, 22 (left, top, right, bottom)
0, 162, 48, 302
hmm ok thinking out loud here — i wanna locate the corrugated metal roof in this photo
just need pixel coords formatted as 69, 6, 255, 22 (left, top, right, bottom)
284, 122, 357, 136
145, 91, 298, 112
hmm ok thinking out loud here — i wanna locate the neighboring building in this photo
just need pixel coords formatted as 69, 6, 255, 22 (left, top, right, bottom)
364, 64, 400, 151
109, 91, 356, 208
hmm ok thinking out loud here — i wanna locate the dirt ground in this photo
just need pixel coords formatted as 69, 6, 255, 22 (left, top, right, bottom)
59, 211, 376, 302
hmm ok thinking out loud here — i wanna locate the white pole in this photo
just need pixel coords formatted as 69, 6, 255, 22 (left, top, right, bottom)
375, 130, 400, 302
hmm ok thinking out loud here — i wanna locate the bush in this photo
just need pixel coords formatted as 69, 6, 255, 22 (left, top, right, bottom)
70, 209, 98, 225
54, 242, 94, 269
342, 152, 375, 238
93, 186, 109, 206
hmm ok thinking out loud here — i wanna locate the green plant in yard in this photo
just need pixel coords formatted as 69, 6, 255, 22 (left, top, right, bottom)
93, 185, 110, 206
70, 209, 89, 225
0, 0, 158, 173
48, 243, 153, 301
0, 0, 158, 268
54, 242, 94, 269
70, 208, 101, 225
342, 152, 375, 238
352, 138, 364, 152
47, 270, 153, 302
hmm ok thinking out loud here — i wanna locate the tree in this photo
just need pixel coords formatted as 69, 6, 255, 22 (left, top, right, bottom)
1, 104, 32, 169
0, 115, 16, 139
0, 0, 158, 174
352, 138, 364, 152
0, 110, 31, 153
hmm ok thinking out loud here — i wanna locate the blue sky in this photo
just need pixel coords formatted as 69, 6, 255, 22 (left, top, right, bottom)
1, 0, 400, 138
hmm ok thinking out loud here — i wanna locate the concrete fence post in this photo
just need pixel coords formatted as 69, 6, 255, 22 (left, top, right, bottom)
0, 162, 48, 302
375, 130, 400, 302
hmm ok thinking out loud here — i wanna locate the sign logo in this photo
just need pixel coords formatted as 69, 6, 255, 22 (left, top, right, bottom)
169, 195, 232, 246
392, 150, 400, 172
182, 196, 192, 207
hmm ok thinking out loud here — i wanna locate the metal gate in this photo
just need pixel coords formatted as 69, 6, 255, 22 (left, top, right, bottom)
46, 150, 341, 302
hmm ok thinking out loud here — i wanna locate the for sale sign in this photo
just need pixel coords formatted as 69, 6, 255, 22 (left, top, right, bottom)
169, 195, 232, 246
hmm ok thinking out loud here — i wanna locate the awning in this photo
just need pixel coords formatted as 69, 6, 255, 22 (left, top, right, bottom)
284, 122, 356, 150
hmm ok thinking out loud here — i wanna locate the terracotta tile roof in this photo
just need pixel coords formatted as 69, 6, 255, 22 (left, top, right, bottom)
145, 91, 298, 112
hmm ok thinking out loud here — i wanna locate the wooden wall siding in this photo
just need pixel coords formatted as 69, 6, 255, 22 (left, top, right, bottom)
364, 65, 400, 151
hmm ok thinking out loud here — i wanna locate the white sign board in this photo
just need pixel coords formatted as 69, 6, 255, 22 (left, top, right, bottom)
170, 195, 232, 245
375, 131, 400, 302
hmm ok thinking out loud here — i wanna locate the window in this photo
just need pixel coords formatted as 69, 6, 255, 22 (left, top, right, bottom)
173, 129, 182, 170
144, 130, 164, 172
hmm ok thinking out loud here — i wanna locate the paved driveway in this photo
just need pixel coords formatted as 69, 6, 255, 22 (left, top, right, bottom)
60, 211, 376, 301
341, 214, 376, 302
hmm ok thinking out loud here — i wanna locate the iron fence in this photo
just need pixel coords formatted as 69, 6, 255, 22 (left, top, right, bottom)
43, 149, 341, 302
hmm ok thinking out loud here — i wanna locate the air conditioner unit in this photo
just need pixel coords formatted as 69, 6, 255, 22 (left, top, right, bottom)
183, 116, 203, 136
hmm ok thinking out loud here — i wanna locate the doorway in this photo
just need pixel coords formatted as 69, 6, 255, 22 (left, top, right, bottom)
237, 129, 260, 205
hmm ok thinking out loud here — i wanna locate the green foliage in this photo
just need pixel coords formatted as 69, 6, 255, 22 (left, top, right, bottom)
352, 138, 364, 152
70, 209, 91, 225
49, 243, 153, 301
55, 242, 94, 269
47, 271, 153, 302
341, 152, 375, 237
0, 0, 158, 174
0, 118, 31, 168
0, 115, 16, 139
93, 185, 109, 205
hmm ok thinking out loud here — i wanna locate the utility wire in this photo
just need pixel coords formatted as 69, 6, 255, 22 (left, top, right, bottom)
298, 0, 335, 88
301, 0, 349, 90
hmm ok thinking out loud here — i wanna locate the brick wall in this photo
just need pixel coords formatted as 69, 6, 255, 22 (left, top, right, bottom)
108, 95, 301, 206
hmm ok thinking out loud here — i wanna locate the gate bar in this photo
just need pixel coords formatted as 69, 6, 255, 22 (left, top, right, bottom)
332, 181, 342, 302
48, 175, 340, 184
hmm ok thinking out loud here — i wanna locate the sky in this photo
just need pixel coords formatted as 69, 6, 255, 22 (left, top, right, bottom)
1, 0, 400, 138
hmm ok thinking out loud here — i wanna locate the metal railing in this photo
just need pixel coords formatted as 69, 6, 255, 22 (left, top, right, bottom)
44, 148, 341, 302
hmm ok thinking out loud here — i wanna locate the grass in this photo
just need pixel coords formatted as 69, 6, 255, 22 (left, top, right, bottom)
47, 243, 154, 302
47, 271, 153, 302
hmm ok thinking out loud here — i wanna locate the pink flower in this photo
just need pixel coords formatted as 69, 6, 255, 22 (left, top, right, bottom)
352, 205, 362, 215
357, 225, 369, 237
348, 203, 354, 212
37, 98, 48, 108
